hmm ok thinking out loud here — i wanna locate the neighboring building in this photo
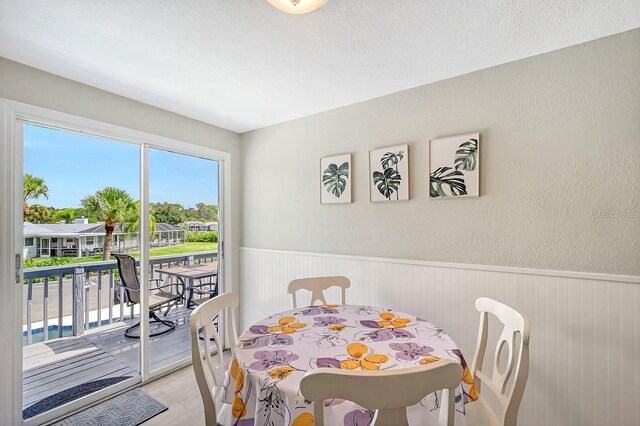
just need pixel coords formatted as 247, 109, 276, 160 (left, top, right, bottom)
182, 221, 218, 231
23, 221, 185, 258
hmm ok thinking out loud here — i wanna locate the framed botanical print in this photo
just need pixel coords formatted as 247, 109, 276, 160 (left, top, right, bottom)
320, 153, 352, 204
369, 144, 409, 202
429, 133, 479, 198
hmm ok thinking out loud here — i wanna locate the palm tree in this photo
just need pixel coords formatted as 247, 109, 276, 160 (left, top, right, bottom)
23, 174, 49, 220
125, 202, 157, 244
81, 187, 137, 260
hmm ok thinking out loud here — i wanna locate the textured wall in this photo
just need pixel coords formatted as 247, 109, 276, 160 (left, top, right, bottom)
0, 56, 243, 294
241, 30, 640, 275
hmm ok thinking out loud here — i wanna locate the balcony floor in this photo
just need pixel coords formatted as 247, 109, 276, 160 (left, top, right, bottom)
22, 307, 193, 416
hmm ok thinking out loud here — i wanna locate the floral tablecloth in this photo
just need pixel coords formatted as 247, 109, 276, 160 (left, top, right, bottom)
222, 305, 478, 426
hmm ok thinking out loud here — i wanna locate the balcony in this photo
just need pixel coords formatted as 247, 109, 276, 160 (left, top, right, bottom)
22, 252, 217, 419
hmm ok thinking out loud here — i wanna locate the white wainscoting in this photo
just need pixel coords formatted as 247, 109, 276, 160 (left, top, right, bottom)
239, 247, 640, 426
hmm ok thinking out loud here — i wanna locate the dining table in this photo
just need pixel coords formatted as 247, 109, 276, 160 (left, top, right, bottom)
156, 262, 218, 308
222, 304, 478, 426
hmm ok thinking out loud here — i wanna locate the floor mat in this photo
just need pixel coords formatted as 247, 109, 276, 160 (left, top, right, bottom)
54, 388, 168, 426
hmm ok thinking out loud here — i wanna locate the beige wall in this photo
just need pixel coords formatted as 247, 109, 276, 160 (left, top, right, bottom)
0, 57, 243, 292
241, 29, 640, 276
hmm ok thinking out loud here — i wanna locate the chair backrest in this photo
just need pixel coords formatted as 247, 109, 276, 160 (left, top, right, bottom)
287, 276, 351, 308
300, 360, 462, 426
189, 292, 240, 424
112, 254, 140, 305
470, 297, 530, 426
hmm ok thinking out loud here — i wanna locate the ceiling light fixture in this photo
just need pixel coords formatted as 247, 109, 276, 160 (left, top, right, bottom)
267, 0, 328, 15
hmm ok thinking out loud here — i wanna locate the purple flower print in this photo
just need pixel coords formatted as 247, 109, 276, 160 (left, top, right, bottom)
249, 350, 299, 371
249, 325, 269, 335
389, 342, 434, 361
313, 316, 346, 327
344, 409, 374, 426
314, 357, 341, 369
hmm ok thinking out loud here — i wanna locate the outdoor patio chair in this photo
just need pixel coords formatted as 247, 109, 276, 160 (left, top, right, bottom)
112, 254, 183, 338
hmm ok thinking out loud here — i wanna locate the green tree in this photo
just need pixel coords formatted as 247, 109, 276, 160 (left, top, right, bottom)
152, 202, 185, 225
125, 202, 157, 241
195, 203, 218, 221
27, 204, 54, 223
53, 208, 77, 224
23, 174, 49, 220
81, 187, 136, 260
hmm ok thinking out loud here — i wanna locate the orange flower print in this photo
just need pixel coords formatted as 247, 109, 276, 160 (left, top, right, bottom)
267, 316, 307, 334
292, 412, 314, 426
419, 355, 441, 365
462, 366, 479, 401
230, 358, 245, 392
378, 311, 411, 328
340, 343, 389, 370
232, 394, 247, 419
268, 365, 297, 380
329, 324, 347, 332
230, 357, 247, 418
419, 356, 480, 401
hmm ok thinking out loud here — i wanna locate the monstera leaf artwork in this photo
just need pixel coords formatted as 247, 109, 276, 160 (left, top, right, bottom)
454, 138, 478, 171
429, 167, 467, 197
381, 151, 405, 170
373, 168, 402, 199
320, 154, 352, 204
322, 162, 349, 198
370, 144, 409, 202
429, 133, 480, 198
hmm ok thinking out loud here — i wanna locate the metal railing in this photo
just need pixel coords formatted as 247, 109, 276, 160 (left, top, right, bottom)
22, 251, 217, 346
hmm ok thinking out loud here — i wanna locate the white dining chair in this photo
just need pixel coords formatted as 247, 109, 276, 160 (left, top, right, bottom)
300, 359, 463, 426
466, 297, 530, 426
287, 276, 351, 308
190, 292, 239, 426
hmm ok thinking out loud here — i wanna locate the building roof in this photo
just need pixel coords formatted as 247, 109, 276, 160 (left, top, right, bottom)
24, 222, 182, 237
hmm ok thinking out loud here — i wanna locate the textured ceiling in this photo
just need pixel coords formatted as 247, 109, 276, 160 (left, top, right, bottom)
1, 1, 639, 133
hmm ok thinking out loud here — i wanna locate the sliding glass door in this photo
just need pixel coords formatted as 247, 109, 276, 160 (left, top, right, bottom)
146, 148, 221, 373
21, 122, 142, 422
15, 115, 227, 423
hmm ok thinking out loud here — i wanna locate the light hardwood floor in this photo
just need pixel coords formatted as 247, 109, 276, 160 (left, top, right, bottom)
142, 349, 231, 426
142, 365, 206, 425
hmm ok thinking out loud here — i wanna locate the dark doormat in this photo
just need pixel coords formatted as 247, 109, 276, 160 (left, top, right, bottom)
53, 388, 168, 426
23, 376, 131, 420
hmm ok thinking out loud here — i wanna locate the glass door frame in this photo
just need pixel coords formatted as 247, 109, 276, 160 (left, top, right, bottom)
0, 99, 233, 425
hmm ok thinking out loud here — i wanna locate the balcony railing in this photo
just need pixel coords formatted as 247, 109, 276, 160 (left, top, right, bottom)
22, 251, 217, 346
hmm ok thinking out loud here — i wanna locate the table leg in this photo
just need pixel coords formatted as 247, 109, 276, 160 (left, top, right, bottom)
186, 277, 196, 309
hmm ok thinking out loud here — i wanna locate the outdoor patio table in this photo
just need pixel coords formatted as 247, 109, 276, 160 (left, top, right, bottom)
222, 304, 478, 426
156, 262, 218, 308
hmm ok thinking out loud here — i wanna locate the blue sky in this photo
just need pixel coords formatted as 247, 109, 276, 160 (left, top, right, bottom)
24, 124, 218, 208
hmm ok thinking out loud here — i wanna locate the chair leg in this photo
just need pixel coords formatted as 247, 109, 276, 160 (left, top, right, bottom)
124, 311, 175, 338
124, 321, 142, 338
150, 311, 176, 336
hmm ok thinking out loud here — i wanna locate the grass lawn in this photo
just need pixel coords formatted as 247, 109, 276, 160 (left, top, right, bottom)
25, 242, 218, 268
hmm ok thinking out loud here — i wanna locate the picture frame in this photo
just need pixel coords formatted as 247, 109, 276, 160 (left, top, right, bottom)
369, 143, 409, 202
320, 153, 352, 204
429, 133, 480, 198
